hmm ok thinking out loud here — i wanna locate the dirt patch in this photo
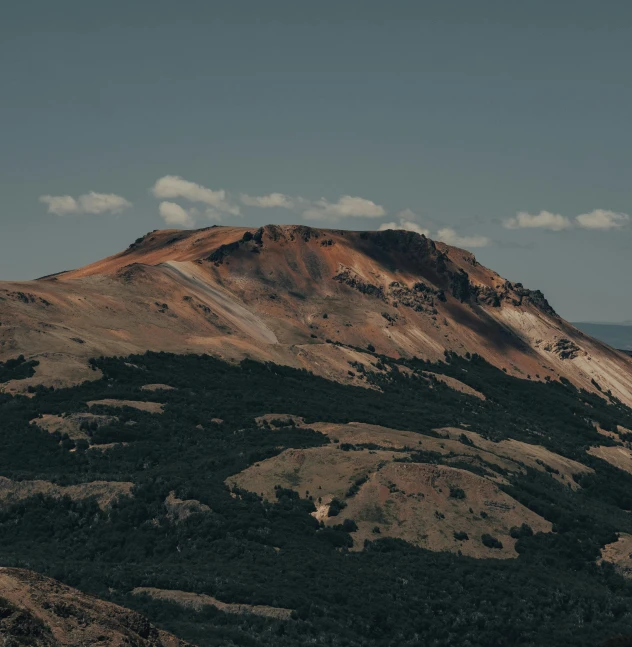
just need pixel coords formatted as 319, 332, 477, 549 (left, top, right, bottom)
87, 442, 128, 452
87, 399, 164, 413
288, 420, 590, 489
0, 476, 133, 510
141, 383, 176, 392
347, 461, 551, 558
227, 444, 552, 558
587, 445, 632, 475
423, 372, 486, 400
132, 587, 292, 620
438, 427, 592, 489
594, 423, 622, 443
32, 412, 118, 441
230, 446, 393, 498
600, 533, 632, 578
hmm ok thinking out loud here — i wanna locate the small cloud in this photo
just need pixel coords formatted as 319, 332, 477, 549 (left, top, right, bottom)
151, 175, 240, 216
158, 201, 195, 228
40, 192, 131, 216
303, 195, 386, 221
240, 192, 295, 209
436, 227, 489, 249
503, 211, 572, 231
575, 209, 630, 230
503, 208, 629, 232
39, 195, 78, 216
378, 214, 430, 237
378, 213, 487, 249
79, 192, 132, 214
152, 175, 224, 205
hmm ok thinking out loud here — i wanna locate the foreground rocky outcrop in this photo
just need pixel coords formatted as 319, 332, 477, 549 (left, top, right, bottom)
0, 568, 191, 646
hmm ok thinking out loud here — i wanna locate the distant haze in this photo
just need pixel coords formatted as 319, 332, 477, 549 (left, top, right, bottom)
572, 323, 632, 351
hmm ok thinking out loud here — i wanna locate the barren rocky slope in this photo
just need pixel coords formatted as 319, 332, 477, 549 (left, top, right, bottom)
1, 224, 630, 405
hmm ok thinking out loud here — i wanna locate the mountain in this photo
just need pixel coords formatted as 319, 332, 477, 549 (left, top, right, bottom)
1, 224, 631, 408
0, 568, 189, 647
572, 322, 632, 352
3, 225, 632, 646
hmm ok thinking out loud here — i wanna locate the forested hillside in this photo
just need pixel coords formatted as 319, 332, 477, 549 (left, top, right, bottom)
1, 349, 632, 645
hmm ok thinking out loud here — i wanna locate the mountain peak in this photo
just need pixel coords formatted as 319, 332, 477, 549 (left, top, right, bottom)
1, 224, 631, 406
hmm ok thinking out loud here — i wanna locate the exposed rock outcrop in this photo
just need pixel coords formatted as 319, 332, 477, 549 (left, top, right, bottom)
0, 568, 190, 647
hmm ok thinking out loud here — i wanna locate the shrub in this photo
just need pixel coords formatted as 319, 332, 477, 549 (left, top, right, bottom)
341, 519, 358, 533
449, 487, 466, 499
510, 523, 534, 539
328, 498, 347, 517
481, 534, 503, 549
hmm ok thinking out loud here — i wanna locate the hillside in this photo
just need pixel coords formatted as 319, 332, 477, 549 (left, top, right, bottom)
0, 347, 632, 645
1, 224, 631, 408
0, 567, 189, 647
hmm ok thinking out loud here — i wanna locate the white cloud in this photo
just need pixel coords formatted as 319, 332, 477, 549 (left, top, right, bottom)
378, 217, 430, 237
575, 209, 630, 230
377, 213, 487, 249
152, 175, 224, 205
151, 175, 240, 216
503, 208, 629, 233
504, 211, 572, 231
436, 227, 489, 248
158, 202, 195, 228
40, 192, 131, 216
79, 192, 131, 214
240, 192, 295, 209
303, 195, 386, 221
39, 195, 78, 215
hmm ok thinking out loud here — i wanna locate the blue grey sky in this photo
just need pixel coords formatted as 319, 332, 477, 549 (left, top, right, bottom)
1, 1, 630, 322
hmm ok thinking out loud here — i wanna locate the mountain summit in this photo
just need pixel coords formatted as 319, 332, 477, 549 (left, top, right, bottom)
1, 224, 630, 405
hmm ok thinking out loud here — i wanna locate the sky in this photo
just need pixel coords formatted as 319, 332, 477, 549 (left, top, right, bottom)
1, 1, 630, 322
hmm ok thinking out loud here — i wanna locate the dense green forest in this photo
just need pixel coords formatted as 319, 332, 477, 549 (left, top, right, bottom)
2, 350, 632, 646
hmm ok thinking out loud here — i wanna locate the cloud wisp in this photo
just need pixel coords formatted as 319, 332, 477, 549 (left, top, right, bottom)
504, 211, 572, 231
158, 202, 196, 228
378, 212, 430, 237
302, 195, 386, 221
241, 190, 386, 222
152, 175, 240, 216
152, 175, 626, 244
435, 228, 490, 248
240, 193, 295, 209
151, 176, 388, 228
504, 209, 629, 232
575, 209, 630, 230
377, 211, 489, 249
40, 192, 132, 216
